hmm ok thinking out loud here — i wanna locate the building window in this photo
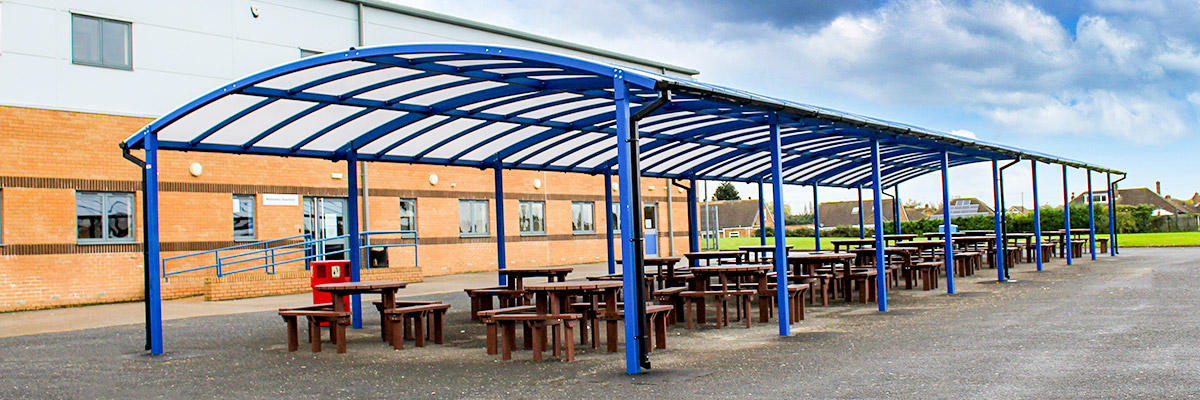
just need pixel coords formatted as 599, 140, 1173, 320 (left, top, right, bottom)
519, 201, 545, 235
399, 198, 416, 238
0, 189, 4, 245
71, 14, 132, 70
1092, 194, 1108, 202
611, 204, 620, 234
459, 199, 489, 237
233, 194, 256, 241
571, 202, 594, 234
76, 192, 135, 243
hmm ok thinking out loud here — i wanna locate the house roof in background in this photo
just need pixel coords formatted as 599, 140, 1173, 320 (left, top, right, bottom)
700, 199, 765, 229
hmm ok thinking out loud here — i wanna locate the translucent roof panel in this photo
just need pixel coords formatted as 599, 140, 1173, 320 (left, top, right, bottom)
124, 43, 1120, 188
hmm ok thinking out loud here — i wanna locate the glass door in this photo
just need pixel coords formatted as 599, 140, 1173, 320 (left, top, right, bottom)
643, 203, 658, 256
303, 197, 348, 260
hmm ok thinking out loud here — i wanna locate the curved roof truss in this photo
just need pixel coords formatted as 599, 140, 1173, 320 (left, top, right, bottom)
122, 43, 1121, 188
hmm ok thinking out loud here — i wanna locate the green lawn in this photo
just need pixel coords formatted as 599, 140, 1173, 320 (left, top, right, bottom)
1113, 232, 1200, 247
714, 232, 1200, 250
715, 236, 860, 251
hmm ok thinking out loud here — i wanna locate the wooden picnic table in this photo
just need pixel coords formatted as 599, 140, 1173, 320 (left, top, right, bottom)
684, 250, 746, 266
315, 280, 409, 343
738, 245, 793, 263
883, 234, 918, 243
784, 252, 855, 306
689, 264, 773, 328
895, 240, 946, 259
615, 256, 687, 290
961, 230, 995, 235
525, 280, 623, 353
830, 238, 877, 253
498, 266, 572, 290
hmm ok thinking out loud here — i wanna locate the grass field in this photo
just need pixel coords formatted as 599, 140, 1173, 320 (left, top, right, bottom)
1112, 232, 1200, 247
713, 232, 1200, 250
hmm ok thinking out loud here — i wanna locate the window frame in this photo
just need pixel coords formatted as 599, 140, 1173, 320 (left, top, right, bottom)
571, 201, 595, 234
518, 200, 546, 236
71, 13, 133, 70
458, 199, 490, 238
0, 188, 4, 245
610, 203, 620, 234
233, 194, 256, 241
76, 191, 136, 244
398, 198, 417, 238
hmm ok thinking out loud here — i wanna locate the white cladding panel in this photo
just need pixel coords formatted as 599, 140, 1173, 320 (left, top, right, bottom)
0, 0, 692, 119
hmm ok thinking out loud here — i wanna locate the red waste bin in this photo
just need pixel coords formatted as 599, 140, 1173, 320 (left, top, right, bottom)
311, 260, 351, 312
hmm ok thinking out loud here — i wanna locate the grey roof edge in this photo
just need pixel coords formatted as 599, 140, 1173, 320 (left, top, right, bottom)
341, 0, 701, 76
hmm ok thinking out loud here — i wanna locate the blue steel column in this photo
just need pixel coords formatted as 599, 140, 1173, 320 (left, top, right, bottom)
992, 160, 1005, 281
1032, 161, 1044, 271
346, 148, 363, 329
857, 187, 865, 239
605, 171, 616, 274
869, 141, 887, 312
144, 132, 164, 355
940, 151, 955, 293
495, 164, 508, 285
812, 185, 821, 251
613, 76, 644, 374
768, 114, 791, 336
688, 176, 700, 268
1107, 173, 1116, 256
758, 179, 767, 246
1063, 165, 1072, 265
894, 186, 902, 235
1087, 170, 1097, 261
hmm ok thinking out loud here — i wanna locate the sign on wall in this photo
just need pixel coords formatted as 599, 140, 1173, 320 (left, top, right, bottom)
262, 194, 299, 206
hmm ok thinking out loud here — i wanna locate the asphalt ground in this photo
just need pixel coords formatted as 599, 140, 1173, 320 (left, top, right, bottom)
1, 248, 1197, 399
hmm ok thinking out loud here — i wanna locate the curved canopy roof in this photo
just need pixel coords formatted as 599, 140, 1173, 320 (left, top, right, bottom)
122, 43, 1121, 188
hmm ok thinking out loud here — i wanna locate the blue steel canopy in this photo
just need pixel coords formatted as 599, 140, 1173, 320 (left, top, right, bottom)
121, 43, 1122, 187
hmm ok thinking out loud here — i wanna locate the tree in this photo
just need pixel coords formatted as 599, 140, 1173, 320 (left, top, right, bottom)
713, 182, 740, 201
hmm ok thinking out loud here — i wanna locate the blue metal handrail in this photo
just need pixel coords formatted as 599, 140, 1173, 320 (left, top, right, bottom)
163, 234, 311, 277
163, 230, 419, 278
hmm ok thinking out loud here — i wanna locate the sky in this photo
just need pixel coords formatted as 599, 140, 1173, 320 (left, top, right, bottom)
394, 0, 1200, 212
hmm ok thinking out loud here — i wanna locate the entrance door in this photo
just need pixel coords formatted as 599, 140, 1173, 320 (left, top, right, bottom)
303, 197, 348, 260
643, 203, 658, 256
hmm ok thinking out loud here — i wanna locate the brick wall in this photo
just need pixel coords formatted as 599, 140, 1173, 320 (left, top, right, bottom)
0, 105, 698, 311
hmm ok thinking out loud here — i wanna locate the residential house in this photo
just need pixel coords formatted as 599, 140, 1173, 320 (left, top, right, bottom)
700, 200, 770, 238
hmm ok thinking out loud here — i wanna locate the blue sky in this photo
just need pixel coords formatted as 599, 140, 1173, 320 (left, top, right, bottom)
397, 0, 1200, 210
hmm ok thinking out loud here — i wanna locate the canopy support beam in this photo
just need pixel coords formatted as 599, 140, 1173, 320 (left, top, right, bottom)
758, 179, 767, 246
495, 163, 508, 284
346, 147, 364, 329
894, 186, 902, 235
857, 186, 865, 239
1088, 170, 1097, 261
1107, 173, 1116, 257
1032, 161, 1044, 271
870, 140, 887, 312
941, 151, 955, 294
1064, 165, 1072, 266
144, 133, 164, 355
813, 185, 821, 251
992, 160, 1005, 282
768, 114, 791, 336
605, 171, 616, 275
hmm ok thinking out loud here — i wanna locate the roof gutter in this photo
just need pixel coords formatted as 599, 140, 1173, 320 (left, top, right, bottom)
339, 0, 700, 76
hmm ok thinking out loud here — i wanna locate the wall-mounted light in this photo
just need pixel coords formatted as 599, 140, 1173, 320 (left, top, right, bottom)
429, 174, 439, 185
533, 179, 542, 189
648, 185, 655, 191
188, 162, 203, 177
331, 172, 343, 180
678, 187, 685, 193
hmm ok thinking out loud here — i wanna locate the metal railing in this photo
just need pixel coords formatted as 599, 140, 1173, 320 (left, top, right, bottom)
163, 230, 419, 278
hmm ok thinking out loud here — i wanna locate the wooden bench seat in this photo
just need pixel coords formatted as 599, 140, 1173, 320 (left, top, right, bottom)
617, 304, 674, 351
653, 287, 687, 324
679, 289, 756, 329
465, 286, 531, 321
488, 313, 583, 361
912, 262, 942, 291
278, 308, 351, 353
382, 303, 451, 350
